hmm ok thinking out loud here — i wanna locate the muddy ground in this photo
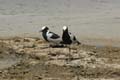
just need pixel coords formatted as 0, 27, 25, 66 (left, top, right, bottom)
0, 37, 120, 80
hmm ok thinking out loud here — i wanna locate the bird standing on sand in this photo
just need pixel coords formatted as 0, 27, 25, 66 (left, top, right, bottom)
40, 26, 62, 47
40, 26, 63, 48
61, 26, 81, 61
40, 26, 62, 53
62, 26, 81, 45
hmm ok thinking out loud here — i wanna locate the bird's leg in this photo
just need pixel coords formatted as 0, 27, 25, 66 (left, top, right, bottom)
48, 43, 54, 54
68, 45, 71, 55
48, 44, 51, 54
68, 45, 73, 62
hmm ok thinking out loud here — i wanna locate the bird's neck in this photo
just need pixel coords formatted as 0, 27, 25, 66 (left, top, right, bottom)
42, 30, 49, 41
63, 30, 69, 36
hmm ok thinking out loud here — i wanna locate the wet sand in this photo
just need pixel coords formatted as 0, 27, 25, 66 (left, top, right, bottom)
0, 37, 120, 80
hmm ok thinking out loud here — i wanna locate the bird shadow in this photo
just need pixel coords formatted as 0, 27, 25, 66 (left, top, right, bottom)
49, 44, 66, 48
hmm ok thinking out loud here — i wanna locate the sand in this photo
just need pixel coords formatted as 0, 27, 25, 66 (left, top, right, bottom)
0, 37, 120, 80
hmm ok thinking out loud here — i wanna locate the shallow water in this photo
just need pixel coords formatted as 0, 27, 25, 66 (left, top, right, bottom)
0, 0, 120, 46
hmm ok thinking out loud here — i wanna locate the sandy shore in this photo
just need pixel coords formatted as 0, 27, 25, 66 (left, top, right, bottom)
0, 37, 120, 80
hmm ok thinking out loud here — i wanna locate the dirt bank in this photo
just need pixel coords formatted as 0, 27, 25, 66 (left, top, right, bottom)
0, 37, 120, 80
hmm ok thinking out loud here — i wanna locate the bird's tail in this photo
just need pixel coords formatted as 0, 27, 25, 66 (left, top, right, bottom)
76, 40, 81, 45
73, 36, 81, 45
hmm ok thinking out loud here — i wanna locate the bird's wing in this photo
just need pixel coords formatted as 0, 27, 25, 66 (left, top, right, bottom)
69, 32, 80, 44
49, 31, 60, 39
46, 31, 61, 43
47, 31, 60, 39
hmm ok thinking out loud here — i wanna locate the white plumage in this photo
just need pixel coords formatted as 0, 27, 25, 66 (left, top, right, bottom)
40, 26, 61, 44
46, 30, 62, 43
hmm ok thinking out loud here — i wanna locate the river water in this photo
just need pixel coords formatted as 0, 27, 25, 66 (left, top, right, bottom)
0, 0, 120, 46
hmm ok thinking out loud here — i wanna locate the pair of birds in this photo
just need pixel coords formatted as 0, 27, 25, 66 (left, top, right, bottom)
40, 26, 81, 46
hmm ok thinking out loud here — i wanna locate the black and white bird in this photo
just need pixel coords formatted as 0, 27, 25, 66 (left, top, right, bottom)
40, 26, 62, 47
62, 26, 81, 45
61, 26, 81, 61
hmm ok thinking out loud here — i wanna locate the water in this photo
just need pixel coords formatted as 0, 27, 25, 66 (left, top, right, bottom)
0, 0, 120, 46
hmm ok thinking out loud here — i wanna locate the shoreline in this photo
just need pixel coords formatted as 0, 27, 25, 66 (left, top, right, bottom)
0, 36, 120, 48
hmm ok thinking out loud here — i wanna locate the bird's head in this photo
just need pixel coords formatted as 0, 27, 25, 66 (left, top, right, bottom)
39, 26, 49, 32
63, 26, 68, 31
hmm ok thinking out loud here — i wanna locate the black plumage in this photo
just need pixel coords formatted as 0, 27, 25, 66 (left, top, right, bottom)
62, 26, 81, 45
49, 32, 60, 39
62, 27, 72, 44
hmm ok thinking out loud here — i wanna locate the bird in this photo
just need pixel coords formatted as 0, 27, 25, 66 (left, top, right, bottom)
61, 26, 81, 45
61, 26, 81, 61
39, 26, 62, 47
